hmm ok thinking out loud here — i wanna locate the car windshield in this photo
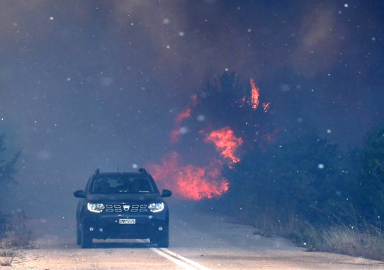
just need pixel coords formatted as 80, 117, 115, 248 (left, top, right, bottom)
90, 176, 155, 194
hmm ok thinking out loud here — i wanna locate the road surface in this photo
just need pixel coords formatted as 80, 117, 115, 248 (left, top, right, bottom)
6, 201, 384, 270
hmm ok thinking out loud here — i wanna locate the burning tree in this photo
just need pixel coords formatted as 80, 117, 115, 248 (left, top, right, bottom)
183, 72, 274, 148
169, 72, 275, 167
148, 72, 275, 200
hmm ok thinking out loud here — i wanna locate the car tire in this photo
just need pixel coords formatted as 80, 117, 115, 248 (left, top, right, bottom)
157, 232, 169, 248
80, 226, 93, 249
76, 228, 81, 245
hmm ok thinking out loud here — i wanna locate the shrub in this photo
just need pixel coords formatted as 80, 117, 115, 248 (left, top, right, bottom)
1, 211, 34, 248
316, 225, 384, 261
0, 240, 17, 267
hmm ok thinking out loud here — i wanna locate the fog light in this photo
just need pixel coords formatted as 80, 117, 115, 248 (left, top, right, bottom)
89, 227, 94, 231
159, 227, 163, 231
99, 228, 103, 232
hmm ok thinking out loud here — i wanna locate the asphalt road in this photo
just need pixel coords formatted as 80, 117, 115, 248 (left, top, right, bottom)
7, 201, 384, 270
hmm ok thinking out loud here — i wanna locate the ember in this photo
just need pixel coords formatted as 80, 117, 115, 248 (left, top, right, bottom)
263, 102, 271, 113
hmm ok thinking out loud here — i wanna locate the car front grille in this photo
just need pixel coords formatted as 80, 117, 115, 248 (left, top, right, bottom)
104, 204, 148, 213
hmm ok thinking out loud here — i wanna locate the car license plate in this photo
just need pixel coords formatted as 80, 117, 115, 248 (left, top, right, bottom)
119, 218, 136, 224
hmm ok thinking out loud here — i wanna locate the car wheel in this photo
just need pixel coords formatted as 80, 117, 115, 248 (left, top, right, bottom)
157, 232, 169, 248
80, 226, 93, 249
76, 228, 81, 245
149, 238, 155, 244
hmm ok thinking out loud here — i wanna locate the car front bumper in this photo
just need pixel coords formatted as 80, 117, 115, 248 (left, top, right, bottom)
80, 212, 169, 240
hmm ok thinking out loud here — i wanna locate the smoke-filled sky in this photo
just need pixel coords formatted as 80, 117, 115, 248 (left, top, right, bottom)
0, 0, 383, 218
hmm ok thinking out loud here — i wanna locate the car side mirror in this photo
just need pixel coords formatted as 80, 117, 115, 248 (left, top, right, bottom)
161, 189, 172, 198
74, 190, 86, 198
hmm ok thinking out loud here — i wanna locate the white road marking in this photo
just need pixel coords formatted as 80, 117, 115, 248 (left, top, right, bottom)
151, 247, 198, 270
159, 248, 211, 270
136, 240, 211, 270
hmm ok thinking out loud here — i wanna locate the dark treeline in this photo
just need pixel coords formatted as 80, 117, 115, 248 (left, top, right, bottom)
184, 72, 384, 245
219, 126, 384, 232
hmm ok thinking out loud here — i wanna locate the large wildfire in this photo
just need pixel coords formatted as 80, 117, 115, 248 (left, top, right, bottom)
147, 77, 269, 200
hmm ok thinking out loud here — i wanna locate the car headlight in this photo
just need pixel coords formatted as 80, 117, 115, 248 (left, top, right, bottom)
148, 202, 164, 213
87, 203, 105, 213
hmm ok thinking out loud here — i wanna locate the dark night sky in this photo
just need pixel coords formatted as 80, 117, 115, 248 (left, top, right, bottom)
0, 0, 383, 218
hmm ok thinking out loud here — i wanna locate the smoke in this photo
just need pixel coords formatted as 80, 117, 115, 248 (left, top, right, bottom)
0, 0, 383, 219
290, 4, 344, 75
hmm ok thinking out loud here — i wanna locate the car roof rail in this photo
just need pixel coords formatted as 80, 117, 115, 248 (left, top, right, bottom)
95, 168, 100, 175
138, 168, 147, 175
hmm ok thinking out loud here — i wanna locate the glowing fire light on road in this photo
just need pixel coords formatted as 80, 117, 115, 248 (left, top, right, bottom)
148, 152, 229, 200
250, 78, 260, 110
203, 127, 243, 164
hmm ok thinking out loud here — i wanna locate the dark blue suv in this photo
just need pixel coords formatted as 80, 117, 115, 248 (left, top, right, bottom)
74, 168, 172, 248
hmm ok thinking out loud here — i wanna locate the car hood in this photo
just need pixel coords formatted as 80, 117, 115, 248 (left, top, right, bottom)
87, 193, 162, 202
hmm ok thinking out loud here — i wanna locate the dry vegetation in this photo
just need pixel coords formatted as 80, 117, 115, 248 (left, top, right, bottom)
0, 212, 34, 267
280, 219, 384, 261
319, 226, 384, 261
244, 210, 384, 262
0, 240, 18, 266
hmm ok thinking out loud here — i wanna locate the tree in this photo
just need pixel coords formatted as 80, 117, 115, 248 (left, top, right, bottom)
0, 135, 20, 185
0, 134, 21, 237
175, 72, 275, 165
352, 125, 384, 221
219, 128, 349, 229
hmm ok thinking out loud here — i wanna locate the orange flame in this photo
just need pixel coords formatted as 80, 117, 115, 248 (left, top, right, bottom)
148, 152, 229, 200
203, 127, 243, 164
170, 94, 199, 143
250, 78, 260, 110
175, 108, 191, 126
170, 107, 191, 143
